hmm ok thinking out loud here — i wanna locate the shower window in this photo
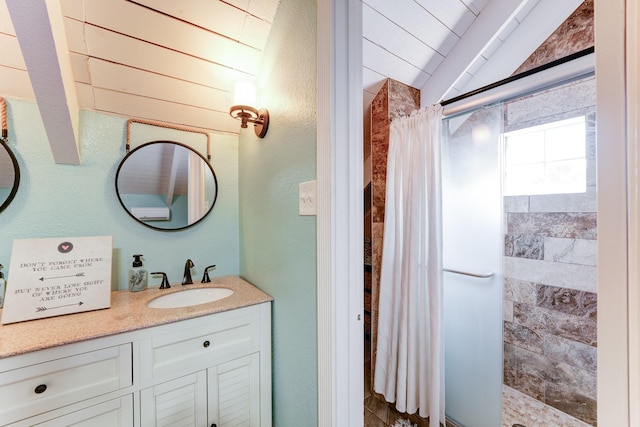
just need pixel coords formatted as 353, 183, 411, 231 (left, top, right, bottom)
504, 116, 586, 195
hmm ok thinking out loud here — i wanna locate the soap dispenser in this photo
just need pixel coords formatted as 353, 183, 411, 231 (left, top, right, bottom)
128, 254, 148, 292
0, 264, 5, 308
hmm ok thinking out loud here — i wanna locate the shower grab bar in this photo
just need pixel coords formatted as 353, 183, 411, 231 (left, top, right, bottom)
443, 268, 494, 279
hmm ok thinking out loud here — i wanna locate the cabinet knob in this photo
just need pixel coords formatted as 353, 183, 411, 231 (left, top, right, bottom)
211, 424, 217, 427
203, 340, 210, 348
34, 384, 47, 394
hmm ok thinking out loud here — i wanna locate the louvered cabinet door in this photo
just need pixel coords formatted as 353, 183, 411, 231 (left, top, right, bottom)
208, 353, 261, 427
140, 371, 208, 427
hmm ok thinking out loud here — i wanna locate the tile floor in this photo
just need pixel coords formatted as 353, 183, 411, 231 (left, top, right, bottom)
365, 340, 591, 427
364, 340, 444, 427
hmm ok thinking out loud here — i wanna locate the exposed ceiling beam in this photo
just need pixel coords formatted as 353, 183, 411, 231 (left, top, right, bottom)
419, 0, 532, 106
166, 144, 179, 206
6, 0, 80, 164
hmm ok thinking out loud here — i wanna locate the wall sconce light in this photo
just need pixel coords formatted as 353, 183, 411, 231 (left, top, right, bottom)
229, 81, 269, 138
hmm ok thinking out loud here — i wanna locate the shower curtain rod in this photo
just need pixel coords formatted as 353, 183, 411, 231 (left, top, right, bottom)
440, 47, 594, 117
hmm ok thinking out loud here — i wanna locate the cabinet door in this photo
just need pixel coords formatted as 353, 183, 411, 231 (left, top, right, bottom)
141, 371, 208, 427
208, 353, 260, 427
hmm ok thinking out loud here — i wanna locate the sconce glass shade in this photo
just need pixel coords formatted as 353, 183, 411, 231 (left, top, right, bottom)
229, 82, 269, 138
233, 81, 257, 106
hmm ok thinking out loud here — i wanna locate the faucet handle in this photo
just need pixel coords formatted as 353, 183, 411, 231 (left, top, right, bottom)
151, 272, 171, 289
201, 265, 216, 283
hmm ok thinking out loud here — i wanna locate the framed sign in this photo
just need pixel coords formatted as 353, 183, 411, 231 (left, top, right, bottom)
1, 236, 113, 324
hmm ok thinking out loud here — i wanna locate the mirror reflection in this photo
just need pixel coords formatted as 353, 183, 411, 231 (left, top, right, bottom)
0, 139, 19, 214
115, 140, 218, 231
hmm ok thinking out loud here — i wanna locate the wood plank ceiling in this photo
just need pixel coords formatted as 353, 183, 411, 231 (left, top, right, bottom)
363, 0, 584, 107
0, 0, 582, 164
0, 0, 279, 140
361, 0, 584, 162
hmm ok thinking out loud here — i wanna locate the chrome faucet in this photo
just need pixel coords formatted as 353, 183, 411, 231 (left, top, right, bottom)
182, 259, 194, 285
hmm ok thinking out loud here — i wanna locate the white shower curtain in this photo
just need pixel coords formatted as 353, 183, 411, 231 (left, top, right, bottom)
373, 105, 445, 425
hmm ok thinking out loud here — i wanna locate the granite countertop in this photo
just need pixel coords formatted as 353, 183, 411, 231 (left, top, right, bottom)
0, 275, 272, 358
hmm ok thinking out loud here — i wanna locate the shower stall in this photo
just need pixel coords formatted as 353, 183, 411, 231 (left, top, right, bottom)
441, 59, 597, 426
365, 51, 597, 427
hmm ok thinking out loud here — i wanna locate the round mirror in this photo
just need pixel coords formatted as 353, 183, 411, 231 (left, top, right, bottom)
0, 139, 20, 214
115, 140, 218, 231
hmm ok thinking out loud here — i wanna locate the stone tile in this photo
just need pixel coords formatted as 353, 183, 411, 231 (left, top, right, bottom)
506, 212, 597, 240
505, 79, 595, 130
514, 346, 596, 400
504, 195, 529, 213
504, 235, 514, 258
371, 81, 389, 120
543, 334, 597, 373
504, 299, 514, 322
365, 394, 389, 423
529, 187, 597, 213
536, 285, 597, 320
512, 0, 593, 75
371, 84, 390, 225
504, 344, 546, 401
388, 80, 420, 120
586, 167, 596, 190
545, 382, 597, 425
505, 235, 544, 259
504, 321, 543, 354
514, 346, 547, 381
504, 257, 597, 293
513, 302, 597, 346
543, 237, 597, 266
504, 278, 538, 304
372, 181, 387, 223
503, 385, 593, 427
513, 369, 546, 402
550, 360, 597, 400
503, 343, 519, 389
365, 407, 387, 427
371, 220, 385, 364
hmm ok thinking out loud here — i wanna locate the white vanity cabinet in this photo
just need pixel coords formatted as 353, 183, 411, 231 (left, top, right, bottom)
0, 341, 133, 426
140, 354, 261, 426
139, 303, 270, 426
0, 302, 272, 427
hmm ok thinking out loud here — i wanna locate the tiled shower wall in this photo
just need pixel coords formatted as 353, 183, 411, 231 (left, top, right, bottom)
502, 77, 597, 426
371, 78, 421, 378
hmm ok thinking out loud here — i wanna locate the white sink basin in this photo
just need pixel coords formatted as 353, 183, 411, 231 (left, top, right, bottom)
147, 288, 234, 308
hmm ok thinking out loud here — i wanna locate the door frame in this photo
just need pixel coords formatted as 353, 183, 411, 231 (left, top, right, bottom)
317, 0, 364, 426
317, 0, 639, 425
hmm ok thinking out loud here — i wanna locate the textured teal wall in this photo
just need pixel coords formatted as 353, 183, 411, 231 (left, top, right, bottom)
238, 0, 318, 424
0, 101, 240, 289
